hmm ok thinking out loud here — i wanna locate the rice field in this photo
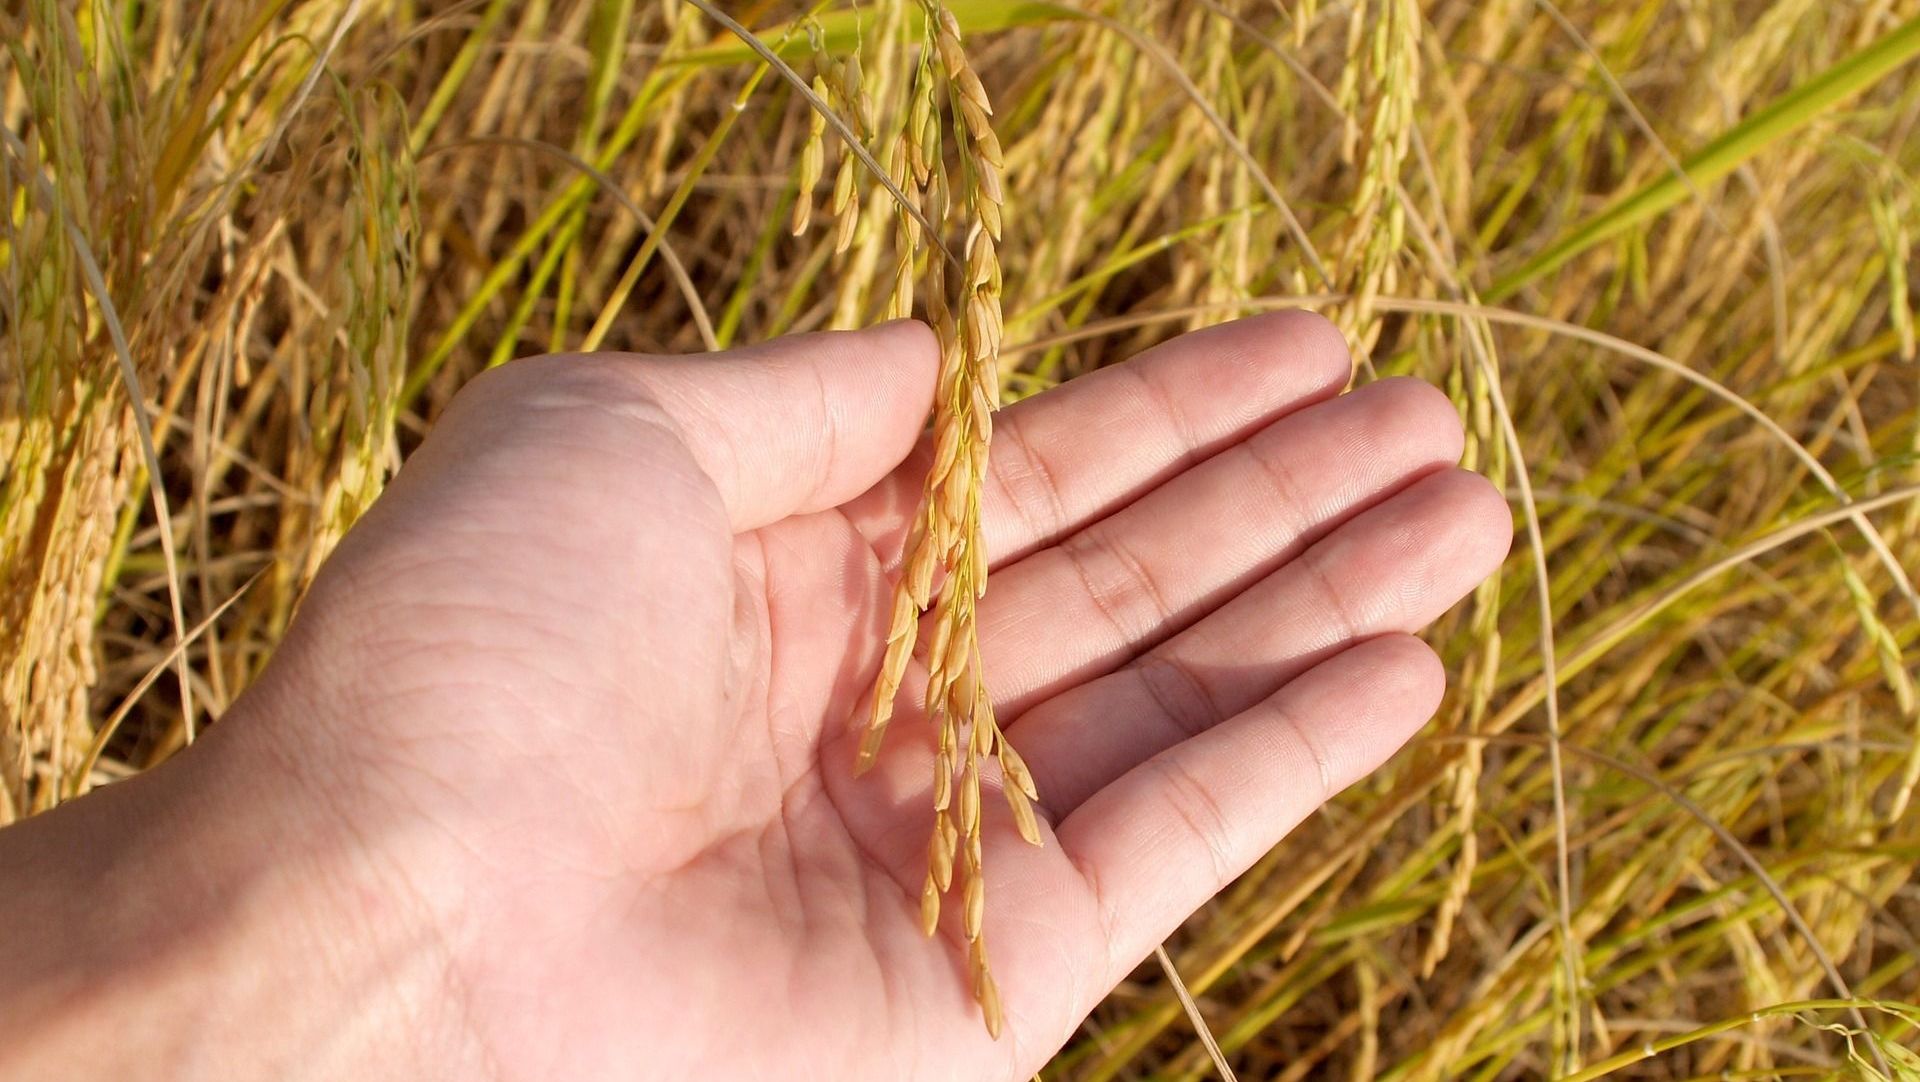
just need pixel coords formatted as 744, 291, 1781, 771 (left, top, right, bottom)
4, 0, 1919, 1077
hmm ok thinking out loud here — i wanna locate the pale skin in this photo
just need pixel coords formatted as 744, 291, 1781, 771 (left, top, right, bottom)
0, 312, 1510, 1081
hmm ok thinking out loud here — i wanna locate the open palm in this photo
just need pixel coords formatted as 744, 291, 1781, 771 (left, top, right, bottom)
204, 312, 1509, 1080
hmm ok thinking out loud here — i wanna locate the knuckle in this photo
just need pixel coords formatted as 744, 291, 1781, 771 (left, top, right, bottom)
1134, 651, 1225, 741
1146, 756, 1235, 883
1060, 524, 1176, 644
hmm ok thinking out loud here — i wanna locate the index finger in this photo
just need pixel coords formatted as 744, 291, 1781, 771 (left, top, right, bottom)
839, 310, 1352, 569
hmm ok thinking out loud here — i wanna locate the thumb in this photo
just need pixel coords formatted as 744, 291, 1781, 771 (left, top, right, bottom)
616, 319, 940, 532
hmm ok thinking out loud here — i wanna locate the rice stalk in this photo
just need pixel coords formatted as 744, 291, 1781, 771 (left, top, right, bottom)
852, 0, 1026, 1037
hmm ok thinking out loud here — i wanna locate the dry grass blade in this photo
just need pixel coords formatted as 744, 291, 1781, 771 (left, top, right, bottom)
424, 136, 719, 352
1158, 943, 1240, 1082
1445, 732, 1887, 1073
70, 571, 265, 795
1076, 8, 1333, 290
681, 0, 957, 267
1553, 483, 1920, 680
1531, 0, 1719, 228
1472, 311, 1582, 1074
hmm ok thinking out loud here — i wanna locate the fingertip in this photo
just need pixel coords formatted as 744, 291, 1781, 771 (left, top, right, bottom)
1355, 633, 1447, 726
845, 318, 941, 392
1365, 377, 1467, 465
1117, 309, 1351, 422
830, 316, 941, 442
1260, 308, 1354, 390
1386, 467, 1513, 579
1175, 309, 1352, 399
1441, 466, 1517, 564
813, 318, 940, 395
868, 316, 941, 357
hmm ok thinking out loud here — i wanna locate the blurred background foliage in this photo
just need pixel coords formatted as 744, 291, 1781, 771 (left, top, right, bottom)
3, 0, 1918, 1077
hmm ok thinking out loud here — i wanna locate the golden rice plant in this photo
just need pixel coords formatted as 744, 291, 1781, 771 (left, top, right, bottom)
5, 0, 1920, 1076
846, 1, 1027, 1037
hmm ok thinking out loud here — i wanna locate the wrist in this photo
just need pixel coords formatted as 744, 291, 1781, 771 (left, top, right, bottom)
0, 698, 485, 1081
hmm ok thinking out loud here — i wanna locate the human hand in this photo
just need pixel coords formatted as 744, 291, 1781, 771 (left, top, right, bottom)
0, 313, 1510, 1080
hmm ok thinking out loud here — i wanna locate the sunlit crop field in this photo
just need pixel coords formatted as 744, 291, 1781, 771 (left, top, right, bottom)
4, 1, 1918, 1076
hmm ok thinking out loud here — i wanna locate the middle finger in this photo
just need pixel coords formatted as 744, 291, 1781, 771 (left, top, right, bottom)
976, 377, 1465, 717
